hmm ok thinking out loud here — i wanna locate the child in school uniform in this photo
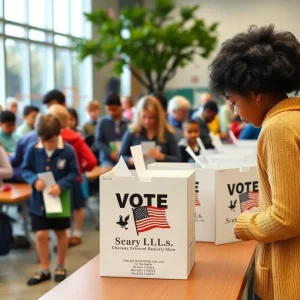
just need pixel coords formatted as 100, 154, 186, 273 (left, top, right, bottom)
210, 25, 300, 300
67, 108, 82, 134
48, 105, 97, 246
95, 92, 128, 166
0, 111, 20, 153
16, 105, 39, 136
82, 100, 100, 137
178, 120, 201, 163
22, 114, 79, 286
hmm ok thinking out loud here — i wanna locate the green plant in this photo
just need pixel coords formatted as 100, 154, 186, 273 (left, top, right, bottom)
74, 0, 219, 93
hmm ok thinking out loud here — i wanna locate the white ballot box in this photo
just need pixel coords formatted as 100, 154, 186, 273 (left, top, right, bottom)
100, 146, 195, 279
148, 163, 259, 245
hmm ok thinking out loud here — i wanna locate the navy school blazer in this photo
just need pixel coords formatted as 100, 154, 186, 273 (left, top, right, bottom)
22, 140, 79, 216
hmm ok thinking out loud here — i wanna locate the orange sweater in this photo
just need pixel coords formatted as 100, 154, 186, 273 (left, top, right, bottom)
236, 97, 300, 300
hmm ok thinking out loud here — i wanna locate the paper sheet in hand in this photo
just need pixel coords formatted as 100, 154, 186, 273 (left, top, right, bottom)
38, 172, 62, 214
141, 141, 156, 166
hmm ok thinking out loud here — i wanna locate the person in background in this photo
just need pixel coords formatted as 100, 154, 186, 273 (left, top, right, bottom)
42, 89, 66, 108
178, 120, 200, 163
95, 92, 128, 167
0, 144, 13, 185
6, 97, 22, 126
82, 100, 100, 137
193, 101, 218, 149
121, 96, 135, 121
192, 93, 220, 136
240, 123, 261, 140
22, 114, 79, 286
67, 108, 82, 134
10, 131, 39, 182
168, 96, 190, 142
0, 111, 19, 153
210, 24, 300, 300
48, 105, 97, 247
119, 95, 181, 167
16, 105, 39, 136
230, 115, 247, 138
219, 101, 235, 139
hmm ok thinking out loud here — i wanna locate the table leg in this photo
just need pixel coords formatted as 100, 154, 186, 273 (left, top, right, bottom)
21, 201, 31, 242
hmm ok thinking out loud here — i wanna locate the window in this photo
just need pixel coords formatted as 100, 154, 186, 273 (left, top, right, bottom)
5, 24, 26, 38
30, 44, 54, 109
55, 48, 72, 106
1, 0, 92, 119
5, 39, 30, 104
5, 0, 27, 23
28, 0, 51, 29
53, 0, 70, 34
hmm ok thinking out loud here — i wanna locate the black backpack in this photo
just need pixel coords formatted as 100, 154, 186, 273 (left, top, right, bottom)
0, 212, 14, 256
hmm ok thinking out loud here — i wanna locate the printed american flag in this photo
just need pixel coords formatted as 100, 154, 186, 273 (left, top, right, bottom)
239, 192, 259, 212
132, 206, 170, 234
195, 182, 200, 206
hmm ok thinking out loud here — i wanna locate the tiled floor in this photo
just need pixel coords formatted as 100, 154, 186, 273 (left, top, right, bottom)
0, 199, 99, 300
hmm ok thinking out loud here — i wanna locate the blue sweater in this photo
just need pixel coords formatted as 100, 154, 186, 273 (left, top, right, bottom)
119, 129, 181, 167
95, 115, 128, 166
22, 142, 79, 216
239, 124, 261, 140
9, 131, 39, 182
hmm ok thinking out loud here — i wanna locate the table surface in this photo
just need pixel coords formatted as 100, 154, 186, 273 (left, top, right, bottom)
41, 241, 257, 300
0, 183, 31, 203
86, 166, 112, 181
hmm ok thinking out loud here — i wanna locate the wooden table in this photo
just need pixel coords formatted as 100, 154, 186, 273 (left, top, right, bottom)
41, 241, 257, 300
0, 183, 32, 240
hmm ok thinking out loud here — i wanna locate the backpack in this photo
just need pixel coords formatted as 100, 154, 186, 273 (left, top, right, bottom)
0, 212, 14, 256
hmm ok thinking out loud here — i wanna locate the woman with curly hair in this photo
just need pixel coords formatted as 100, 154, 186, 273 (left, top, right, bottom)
210, 25, 300, 300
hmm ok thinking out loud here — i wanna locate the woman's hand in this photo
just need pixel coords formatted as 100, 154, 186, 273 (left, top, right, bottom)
128, 157, 134, 166
148, 148, 165, 161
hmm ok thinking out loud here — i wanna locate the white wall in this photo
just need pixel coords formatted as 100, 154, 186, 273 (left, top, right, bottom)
167, 0, 300, 89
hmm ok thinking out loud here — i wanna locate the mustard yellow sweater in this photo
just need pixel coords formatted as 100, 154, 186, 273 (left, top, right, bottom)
236, 97, 300, 300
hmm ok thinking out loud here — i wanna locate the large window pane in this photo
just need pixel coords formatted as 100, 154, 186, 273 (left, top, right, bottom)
71, 0, 83, 37
5, 24, 26, 38
53, 0, 70, 34
0, 39, 5, 108
73, 53, 92, 124
5, 0, 26, 23
30, 44, 54, 109
55, 48, 72, 106
28, 0, 52, 29
5, 39, 30, 107
29, 29, 46, 42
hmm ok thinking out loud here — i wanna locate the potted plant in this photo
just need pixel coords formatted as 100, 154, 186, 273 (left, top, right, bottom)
74, 0, 219, 93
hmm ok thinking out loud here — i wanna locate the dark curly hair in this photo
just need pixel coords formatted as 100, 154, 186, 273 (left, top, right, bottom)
209, 25, 300, 98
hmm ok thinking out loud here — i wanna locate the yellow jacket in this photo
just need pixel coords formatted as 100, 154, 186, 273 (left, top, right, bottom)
208, 115, 220, 135
236, 97, 300, 300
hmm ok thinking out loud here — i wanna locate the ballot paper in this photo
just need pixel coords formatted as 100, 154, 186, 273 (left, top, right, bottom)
141, 141, 156, 166
113, 156, 132, 177
38, 172, 62, 214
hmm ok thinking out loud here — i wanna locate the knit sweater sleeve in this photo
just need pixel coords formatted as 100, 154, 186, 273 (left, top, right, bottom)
236, 123, 300, 243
